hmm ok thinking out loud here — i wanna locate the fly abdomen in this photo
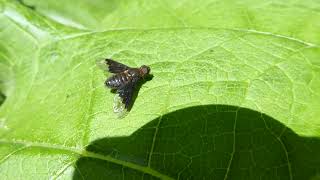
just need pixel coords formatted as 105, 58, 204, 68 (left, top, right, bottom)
105, 72, 131, 89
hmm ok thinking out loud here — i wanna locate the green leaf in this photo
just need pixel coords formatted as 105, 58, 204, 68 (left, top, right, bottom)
24, 0, 320, 45
0, 0, 320, 179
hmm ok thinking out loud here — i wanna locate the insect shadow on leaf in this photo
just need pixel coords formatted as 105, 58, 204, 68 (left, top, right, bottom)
122, 73, 153, 111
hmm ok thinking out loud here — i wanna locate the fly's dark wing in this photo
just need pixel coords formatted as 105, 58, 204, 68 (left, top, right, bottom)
117, 77, 138, 109
106, 59, 130, 73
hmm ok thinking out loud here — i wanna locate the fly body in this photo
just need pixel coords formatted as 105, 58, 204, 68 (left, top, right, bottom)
105, 69, 138, 89
102, 59, 151, 111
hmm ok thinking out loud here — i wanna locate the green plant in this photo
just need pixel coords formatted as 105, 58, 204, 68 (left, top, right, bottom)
0, 0, 319, 179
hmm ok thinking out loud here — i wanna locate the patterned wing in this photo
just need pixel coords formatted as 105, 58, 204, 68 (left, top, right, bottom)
117, 78, 138, 109
106, 59, 130, 73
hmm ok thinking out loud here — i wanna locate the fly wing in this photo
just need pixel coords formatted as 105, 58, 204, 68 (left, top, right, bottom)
106, 59, 130, 73
117, 77, 138, 109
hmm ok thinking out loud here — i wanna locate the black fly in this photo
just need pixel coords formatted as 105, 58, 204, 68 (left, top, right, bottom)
101, 59, 151, 113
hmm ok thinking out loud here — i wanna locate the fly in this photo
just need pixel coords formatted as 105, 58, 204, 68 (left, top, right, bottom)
100, 58, 151, 114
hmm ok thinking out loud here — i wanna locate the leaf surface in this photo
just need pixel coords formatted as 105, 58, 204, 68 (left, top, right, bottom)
0, 0, 320, 179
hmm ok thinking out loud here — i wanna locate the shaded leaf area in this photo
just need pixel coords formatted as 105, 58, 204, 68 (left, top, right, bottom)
74, 105, 320, 180
0, 92, 5, 106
